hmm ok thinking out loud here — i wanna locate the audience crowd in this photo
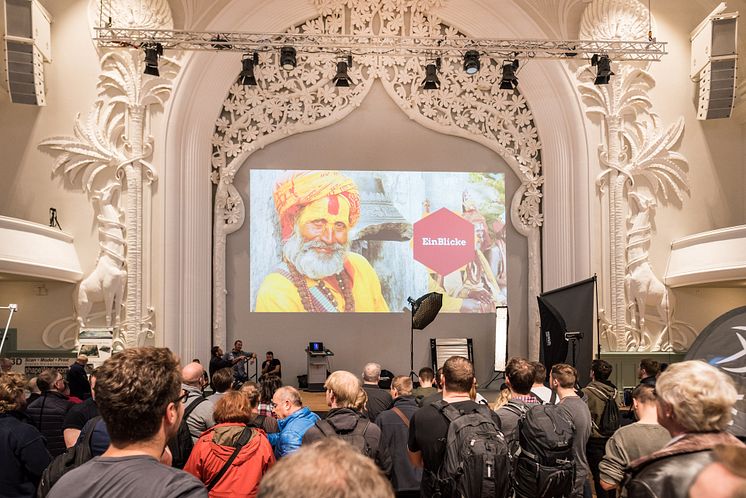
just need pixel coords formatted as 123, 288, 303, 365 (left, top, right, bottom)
0, 346, 744, 498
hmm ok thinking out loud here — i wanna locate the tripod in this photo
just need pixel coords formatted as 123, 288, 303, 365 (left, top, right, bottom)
484, 370, 505, 389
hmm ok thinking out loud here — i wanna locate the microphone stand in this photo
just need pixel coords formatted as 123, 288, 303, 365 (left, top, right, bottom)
0, 304, 18, 356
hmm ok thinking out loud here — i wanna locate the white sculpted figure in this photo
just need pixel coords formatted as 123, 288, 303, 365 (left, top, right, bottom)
75, 182, 127, 328
624, 191, 673, 348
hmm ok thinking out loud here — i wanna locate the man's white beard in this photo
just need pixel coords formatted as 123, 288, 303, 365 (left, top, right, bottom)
283, 230, 348, 280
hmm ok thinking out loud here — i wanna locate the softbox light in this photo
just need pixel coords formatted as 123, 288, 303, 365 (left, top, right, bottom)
407, 292, 442, 379
410, 292, 442, 330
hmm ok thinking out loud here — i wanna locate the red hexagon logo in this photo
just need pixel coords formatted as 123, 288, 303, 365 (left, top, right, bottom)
413, 208, 476, 275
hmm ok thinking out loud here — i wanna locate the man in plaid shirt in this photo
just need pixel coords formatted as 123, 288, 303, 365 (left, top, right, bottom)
494, 357, 542, 449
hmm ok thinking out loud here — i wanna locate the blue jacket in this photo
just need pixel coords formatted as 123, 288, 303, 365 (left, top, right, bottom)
268, 407, 319, 458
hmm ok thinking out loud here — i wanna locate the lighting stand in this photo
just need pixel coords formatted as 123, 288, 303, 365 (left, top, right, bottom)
0, 304, 18, 356
484, 370, 505, 389
409, 300, 419, 383
564, 331, 583, 368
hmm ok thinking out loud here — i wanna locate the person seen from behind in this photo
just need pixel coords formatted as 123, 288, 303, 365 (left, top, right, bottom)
184, 390, 274, 497
624, 360, 745, 498
46, 347, 207, 498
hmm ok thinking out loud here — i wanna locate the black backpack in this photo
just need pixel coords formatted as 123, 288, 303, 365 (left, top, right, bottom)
512, 403, 576, 498
431, 400, 511, 498
37, 416, 101, 497
168, 396, 207, 469
313, 418, 374, 457
586, 386, 620, 437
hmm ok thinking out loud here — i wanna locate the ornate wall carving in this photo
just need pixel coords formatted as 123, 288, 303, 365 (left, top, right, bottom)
210, 0, 545, 356
577, 0, 693, 352
39, 0, 177, 349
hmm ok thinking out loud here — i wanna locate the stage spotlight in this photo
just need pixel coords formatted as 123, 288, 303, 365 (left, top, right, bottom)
143, 42, 163, 76
210, 34, 232, 50
499, 59, 519, 90
333, 56, 352, 87
591, 54, 614, 85
422, 59, 441, 90
280, 46, 297, 70
463, 50, 481, 75
239, 52, 258, 86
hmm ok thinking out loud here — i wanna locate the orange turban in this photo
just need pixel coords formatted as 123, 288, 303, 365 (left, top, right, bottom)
273, 171, 361, 240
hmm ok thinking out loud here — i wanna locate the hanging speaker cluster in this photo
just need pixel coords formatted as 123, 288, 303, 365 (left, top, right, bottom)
1, 0, 53, 106
690, 7, 739, 120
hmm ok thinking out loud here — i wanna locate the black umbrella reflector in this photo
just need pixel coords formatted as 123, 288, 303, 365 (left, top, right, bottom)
410, 292, 442, 330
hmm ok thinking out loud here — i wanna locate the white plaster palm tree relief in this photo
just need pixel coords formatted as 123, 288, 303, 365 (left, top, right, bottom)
576, 0, 693, 352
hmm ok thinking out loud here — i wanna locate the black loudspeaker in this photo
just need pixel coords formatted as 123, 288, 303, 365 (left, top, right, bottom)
691, 12, 738, 120
2, 0, 52, 106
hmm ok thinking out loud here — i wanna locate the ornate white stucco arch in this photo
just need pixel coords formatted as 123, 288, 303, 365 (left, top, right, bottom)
162, 0, 591, 362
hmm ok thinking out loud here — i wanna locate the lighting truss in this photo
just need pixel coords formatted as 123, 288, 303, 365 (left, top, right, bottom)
94, 27, 667, 62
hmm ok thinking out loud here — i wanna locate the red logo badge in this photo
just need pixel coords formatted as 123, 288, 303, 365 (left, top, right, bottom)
413, 208, 476, 275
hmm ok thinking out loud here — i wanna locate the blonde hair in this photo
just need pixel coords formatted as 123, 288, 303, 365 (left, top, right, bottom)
354, 387, 368, 411
493, 386, 511, 410
656, 360, 737, 432
0, 372, 26, 413
259, 438, 394, 498
391, 376, 413, 396
325, 370, 361, 408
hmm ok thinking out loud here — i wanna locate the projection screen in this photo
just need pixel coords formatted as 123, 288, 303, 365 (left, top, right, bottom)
250, 169, 506, 313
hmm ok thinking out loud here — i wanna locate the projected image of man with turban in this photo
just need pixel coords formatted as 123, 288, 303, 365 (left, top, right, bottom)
255, 171, 389, 312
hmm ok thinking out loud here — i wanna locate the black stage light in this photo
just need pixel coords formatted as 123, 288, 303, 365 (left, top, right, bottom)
591, 54, 614, 85
499, 59, 519, 90
333, 56, 352, 87
280, 46, 297, 70
210, 34, 232, 50
143, 42, 163, 76
239, 52, 259, 86
422, 59, 441, 90
463, 50, 481, 75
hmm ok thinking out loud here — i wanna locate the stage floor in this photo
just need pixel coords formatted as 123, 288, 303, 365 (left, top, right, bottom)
300, 389, 501, 414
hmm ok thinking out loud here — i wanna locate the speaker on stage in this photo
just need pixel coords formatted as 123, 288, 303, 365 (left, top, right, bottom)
1, 0, 52, 106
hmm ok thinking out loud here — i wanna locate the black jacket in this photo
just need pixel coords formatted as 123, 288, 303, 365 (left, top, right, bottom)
375, 396, 422, 492
66, 362, 91, 399
363, 384, 393, 422
25, 391, 73, 457
624, 432, 745, 498
0, 411, 52, 498
302, 407, 392, 476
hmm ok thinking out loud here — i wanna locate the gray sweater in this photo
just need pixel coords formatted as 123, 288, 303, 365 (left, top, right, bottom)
598, 422, 670, 488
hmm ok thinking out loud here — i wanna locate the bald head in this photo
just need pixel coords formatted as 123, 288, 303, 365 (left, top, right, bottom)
362, 363, 381, 383
182, 362, 205, 386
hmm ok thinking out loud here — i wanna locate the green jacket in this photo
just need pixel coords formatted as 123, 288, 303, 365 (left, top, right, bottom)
582, 379, 617, 439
